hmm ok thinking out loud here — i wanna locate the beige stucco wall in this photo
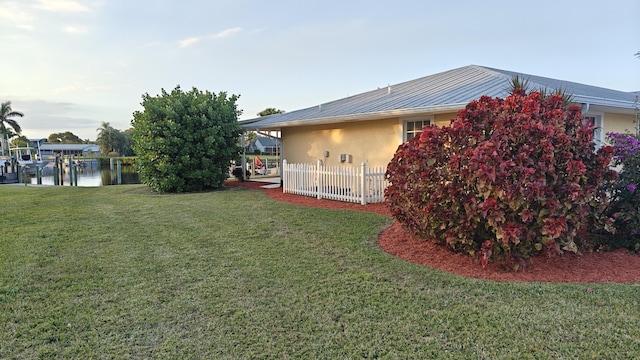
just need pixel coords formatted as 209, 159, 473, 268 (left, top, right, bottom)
281, 112, 461, 169
281, 118, 402, 168
603, 113, 637, 141
434, 112, 459, 127
279, 110, 634, 169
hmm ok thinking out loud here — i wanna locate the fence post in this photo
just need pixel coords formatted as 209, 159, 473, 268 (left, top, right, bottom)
317, 159, 322, 200
361, 162, 367, 205
282, 159, 288, 192
67, 158, 73, 186
53, 163, 59, 186
117, 160, 122, 184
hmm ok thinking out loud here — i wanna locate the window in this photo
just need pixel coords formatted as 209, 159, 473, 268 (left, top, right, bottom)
405, 119, 431, 141
583, 114, 603, 148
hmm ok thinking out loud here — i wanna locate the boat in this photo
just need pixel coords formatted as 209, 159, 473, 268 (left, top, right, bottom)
10, 146, 51, 175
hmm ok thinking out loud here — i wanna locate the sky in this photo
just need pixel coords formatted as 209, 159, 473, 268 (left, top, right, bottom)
1, 0, 639, 142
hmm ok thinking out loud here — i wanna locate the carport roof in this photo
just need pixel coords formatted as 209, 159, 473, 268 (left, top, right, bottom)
40, 144, 100, 151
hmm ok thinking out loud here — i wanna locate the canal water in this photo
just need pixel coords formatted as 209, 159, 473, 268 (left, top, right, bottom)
27, 162, 140, 186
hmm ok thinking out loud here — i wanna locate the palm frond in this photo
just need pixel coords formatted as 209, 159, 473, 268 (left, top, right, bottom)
1, 101, 24, 134
509, 76, 531, 93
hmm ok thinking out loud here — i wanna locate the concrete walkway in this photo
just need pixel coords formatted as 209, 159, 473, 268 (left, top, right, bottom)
248, 176, 281, 189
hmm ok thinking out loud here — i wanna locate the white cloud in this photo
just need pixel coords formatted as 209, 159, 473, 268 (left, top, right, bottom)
63, 25, 87, 34
1, 1, 96, 33
178, 27, 243, 48
35, 0, 91, 13
53, 85, 113, 94
179, 37, 200, 48
0, 2, 28, 19
17, 24, 34, 31
214, 27, 242, 38
0, 1, 35, 29
250, 27, 266, 34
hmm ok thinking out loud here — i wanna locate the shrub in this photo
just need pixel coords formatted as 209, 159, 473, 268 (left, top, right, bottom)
385, 89, 616, 264
132, 86, 242, 193
601, 132, 640, 251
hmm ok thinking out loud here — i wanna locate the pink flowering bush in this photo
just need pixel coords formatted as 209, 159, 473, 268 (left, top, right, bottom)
602, 132, 640, 251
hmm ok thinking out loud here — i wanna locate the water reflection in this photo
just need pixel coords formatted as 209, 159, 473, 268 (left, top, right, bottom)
28, 162, 140, 186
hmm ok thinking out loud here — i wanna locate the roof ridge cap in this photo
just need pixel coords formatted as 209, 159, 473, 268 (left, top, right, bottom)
471, 65, 514, 80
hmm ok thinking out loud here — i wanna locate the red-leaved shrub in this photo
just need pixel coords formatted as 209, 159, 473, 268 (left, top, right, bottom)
385, 89, 616, 264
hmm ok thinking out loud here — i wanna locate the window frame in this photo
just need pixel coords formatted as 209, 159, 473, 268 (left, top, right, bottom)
403, 117, 433, 142
583, 112, 604, 148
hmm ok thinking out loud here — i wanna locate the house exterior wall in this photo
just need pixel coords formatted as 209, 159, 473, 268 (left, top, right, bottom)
282, 118, 402, 168
603, 112, 637, 139
434, 112, 458, 127
281, 111, 460, 168
279, 111, 634, 169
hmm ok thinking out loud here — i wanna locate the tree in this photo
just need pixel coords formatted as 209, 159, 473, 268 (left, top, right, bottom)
97, 125, 134, 156
257, 107, 284, 116
119, 128, 134, 156
96, 123, 134, 156
244, 131, 257, 148
10, 135, 29, 148
131, 85, 242, 193
48, 131, 85, 144
96, 122, 121, 155
0, 101, 23, 135
1, 101, 23, 154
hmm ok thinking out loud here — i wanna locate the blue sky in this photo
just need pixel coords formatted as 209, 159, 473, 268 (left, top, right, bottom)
1, 0, 639, 141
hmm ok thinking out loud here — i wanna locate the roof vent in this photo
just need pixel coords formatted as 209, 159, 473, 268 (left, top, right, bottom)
387, 85, 391, 94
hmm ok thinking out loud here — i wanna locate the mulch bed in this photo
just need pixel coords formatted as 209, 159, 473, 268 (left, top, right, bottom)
227, 180, 640, 283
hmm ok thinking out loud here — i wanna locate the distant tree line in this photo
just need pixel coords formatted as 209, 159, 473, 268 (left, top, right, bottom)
47, 131, 89, 144
44, 125, 134, 156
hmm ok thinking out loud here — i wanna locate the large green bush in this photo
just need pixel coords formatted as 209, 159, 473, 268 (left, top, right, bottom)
385, 89, 616, 265
131, 86, 242, 193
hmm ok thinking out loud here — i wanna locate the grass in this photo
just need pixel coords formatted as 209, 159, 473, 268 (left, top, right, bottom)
1, 184, 639, 358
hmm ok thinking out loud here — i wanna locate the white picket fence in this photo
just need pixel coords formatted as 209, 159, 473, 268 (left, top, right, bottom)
282, 159, 388, 204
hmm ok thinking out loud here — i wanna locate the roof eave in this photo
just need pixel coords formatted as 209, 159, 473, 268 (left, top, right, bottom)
574, 95, 638, 109
243, 103, 468, 130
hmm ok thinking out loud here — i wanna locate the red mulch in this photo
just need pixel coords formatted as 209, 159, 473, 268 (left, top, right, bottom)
228, 180, 640, 283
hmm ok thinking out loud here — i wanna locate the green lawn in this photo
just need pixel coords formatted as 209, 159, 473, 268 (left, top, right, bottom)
1, 184, 639, 358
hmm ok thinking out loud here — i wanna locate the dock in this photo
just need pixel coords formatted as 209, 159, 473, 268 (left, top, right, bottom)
0, 171, 18, 184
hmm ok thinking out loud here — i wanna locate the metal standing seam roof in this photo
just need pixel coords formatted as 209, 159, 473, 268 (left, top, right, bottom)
242, 65, 639, 130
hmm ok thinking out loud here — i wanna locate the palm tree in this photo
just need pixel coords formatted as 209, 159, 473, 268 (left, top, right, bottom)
1, 101, 24, 155
0, 101, 23, 135
96, 121, 120, 155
